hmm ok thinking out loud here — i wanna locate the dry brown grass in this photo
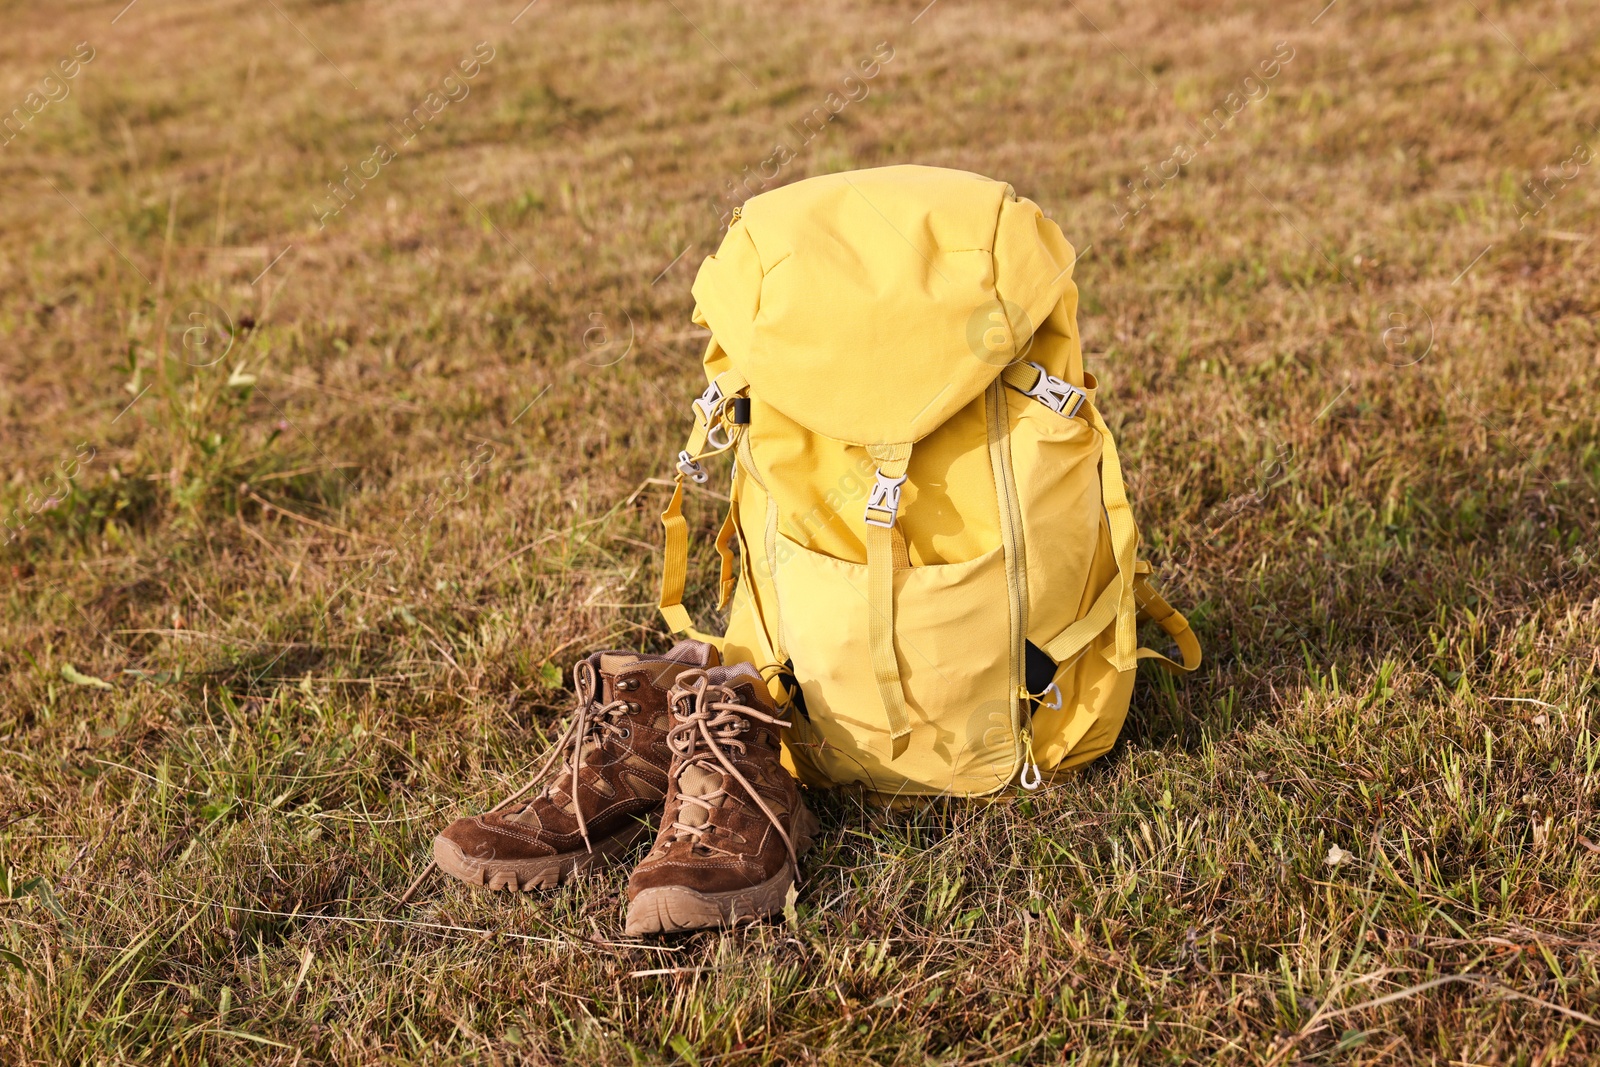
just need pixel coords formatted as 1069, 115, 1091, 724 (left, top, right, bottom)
3, 0, 1599, 1063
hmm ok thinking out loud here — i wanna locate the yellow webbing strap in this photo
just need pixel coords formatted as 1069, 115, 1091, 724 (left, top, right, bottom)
1133, 563, 1202, 673
656, 368, 749, 646
1040, 576, 1118, 669
864, 442, 913, 759
1001, 361, 1039, 393
1039, 399, 1139, 672
657, 478, 719, 646
713, 474, 740, 611
735, 494, 787, 699
659, 479, 689, 633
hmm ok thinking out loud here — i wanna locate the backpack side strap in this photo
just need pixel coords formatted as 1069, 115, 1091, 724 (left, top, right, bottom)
658, 370, 748, 646
658, 480, 724, 648
1132, 561, 1202, 673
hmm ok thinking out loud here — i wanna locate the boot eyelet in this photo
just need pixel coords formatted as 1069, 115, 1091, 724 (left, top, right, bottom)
627, 701, 641, 713
618, 727, 631, 738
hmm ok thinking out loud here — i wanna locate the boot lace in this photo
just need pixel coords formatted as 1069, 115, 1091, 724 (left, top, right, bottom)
663, 669, 797, 873
499, 658, 635, 851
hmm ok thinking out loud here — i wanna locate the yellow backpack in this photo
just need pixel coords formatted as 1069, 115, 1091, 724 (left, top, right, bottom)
658, 164, 1200, 799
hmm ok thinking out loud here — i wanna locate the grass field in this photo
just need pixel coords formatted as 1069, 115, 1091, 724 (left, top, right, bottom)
4, 0, 1600, 1062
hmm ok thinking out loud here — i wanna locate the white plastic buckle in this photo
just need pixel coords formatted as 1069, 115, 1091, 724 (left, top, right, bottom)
863, 470, 907, 528
692, 380, 724, 424
1023, 361, 1086, 418
677, 450, 708, 484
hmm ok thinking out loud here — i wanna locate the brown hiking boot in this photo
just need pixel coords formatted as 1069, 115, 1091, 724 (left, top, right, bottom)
432, 640, 719, 891
624, 664, 819, 934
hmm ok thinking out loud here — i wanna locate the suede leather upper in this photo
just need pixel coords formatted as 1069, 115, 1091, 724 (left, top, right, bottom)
627, 678, 803, 897
437, 647, 712, 865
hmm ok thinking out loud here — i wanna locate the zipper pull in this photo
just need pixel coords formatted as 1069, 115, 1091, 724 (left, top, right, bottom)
1018, 727, 1042, 791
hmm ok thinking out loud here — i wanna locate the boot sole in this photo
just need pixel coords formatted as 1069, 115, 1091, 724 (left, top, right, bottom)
433, 818, 654, 892
623, 800, 821, 935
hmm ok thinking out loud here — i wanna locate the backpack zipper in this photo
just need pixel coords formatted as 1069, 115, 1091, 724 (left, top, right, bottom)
984, 379, 1033, 790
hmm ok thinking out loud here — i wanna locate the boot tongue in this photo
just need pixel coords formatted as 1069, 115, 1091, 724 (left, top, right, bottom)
674, 761, 724, 828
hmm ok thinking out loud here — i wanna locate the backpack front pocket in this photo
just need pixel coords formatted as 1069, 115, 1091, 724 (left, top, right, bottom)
771, 534, 1016, 795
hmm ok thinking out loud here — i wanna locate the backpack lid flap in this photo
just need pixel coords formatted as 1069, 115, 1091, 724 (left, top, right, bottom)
691, 165, 1079, 447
